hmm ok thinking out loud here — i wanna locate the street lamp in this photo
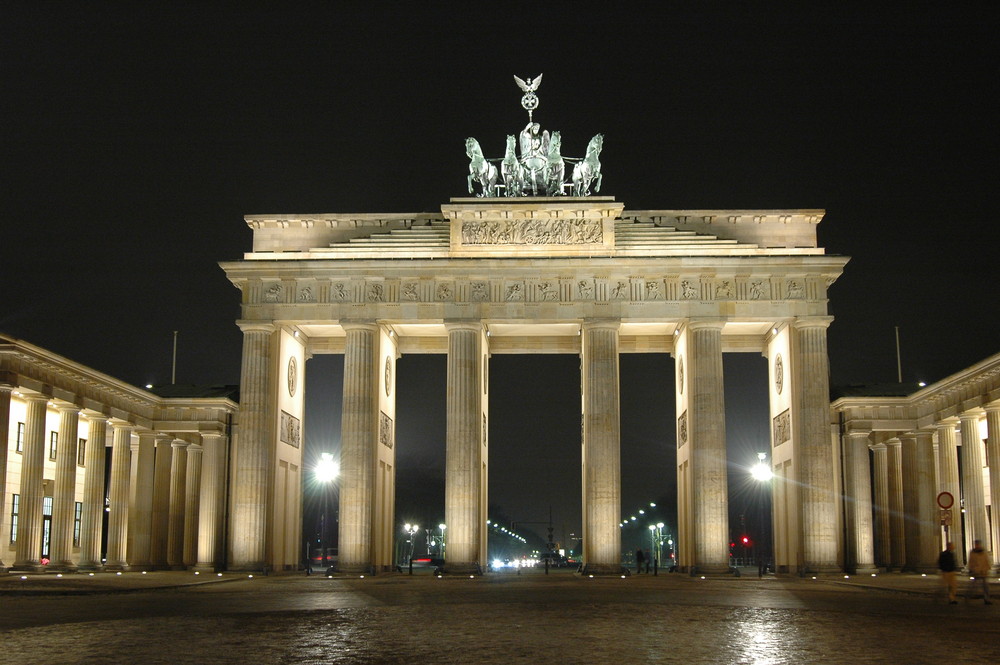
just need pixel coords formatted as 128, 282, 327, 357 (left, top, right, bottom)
315, 452, 340, 571
403, 523, 420, 572
438, 523, 447, 558
749, 451, 773, 576
750, 451, 773, 482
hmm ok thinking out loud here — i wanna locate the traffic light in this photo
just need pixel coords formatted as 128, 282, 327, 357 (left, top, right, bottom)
741, 536, 751, 547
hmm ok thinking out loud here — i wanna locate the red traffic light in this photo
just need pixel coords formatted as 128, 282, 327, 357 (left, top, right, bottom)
741, 536, 751, 546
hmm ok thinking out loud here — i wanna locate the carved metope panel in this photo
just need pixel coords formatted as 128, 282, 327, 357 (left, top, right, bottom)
379, 411, 393, 448
678, 410, 688, 448
772, 409, 790, 447
280, 411, 301, 448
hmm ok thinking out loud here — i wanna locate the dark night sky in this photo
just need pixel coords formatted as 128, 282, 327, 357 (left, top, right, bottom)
3, 6, 996, 549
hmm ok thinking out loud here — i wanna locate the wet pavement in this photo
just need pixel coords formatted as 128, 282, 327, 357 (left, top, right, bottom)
0, 568, 996, 664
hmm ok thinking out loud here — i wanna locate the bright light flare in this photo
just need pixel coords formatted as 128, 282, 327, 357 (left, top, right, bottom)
750, 462, 773, 482
315, 452, 340, 483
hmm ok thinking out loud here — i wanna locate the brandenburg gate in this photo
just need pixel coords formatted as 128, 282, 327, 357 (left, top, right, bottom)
220, 196, 847, 575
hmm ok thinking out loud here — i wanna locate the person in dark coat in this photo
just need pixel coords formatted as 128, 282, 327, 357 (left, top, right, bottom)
938, 542, 958, 604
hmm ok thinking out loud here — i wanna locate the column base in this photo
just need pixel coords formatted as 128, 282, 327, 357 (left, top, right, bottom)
103, 564, 130, 572
442, 561, 482, 576
852, 565, 879, 576
335, 563, 376, 576
10, 563, 47, 573
46, 562, 79, 573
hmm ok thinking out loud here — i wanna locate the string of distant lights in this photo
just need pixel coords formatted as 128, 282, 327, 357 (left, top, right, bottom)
620, 502, 659, 528
486, 519, 527, 543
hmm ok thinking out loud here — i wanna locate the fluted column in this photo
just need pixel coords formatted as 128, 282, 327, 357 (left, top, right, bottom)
13, 395, 47, 570
104, 422, 133, 570
911, 430, 940, 572
339, 322, 378, 573
959, 413, 987, 552
149, 434, 173, 567
792, 317, 838, 572
885, 438, 905, 570
937, 423, 960, 549
196, 433, 226, 570
0, 384, 11, 569
183, 443, 203, 567
231, 322, 276, 570
986, 407, 1000, 568
871, 442, 889, 568
127, 432, 156, 568
581, 319, 622, 574
842, 431, 876, 573
167, 439, 188, 568
445, 321, 486, 574
686, 320, 728, 573
78, 415, 108, 570
49, 405, 80, 570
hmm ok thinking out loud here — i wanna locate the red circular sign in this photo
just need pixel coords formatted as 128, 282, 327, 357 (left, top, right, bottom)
936, 491, 954, 509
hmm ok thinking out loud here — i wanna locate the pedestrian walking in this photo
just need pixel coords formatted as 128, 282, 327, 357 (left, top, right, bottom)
635, 548, 645, 574
938, 541, 958, 604
967, 540, 993, 604
644, 549, 652, 573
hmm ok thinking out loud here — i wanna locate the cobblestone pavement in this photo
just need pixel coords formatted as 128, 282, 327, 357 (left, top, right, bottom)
0, 568, 996, 664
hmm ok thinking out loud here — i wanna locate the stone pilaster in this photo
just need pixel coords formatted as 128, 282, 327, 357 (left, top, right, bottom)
687, 319, 729, 574
444, 321, 486, 574
985, 407, 1000, 568
792, 317, 838, 572
231, 322, 276, 571
78, 415, 108, 570
49, 405, 80, 570
183, 443, 203, 567
0, 384, 11, 570
128, 432, 156, 569
149, 434, 173, 567
936, 423, 960, 550
842, 431, 876, 573
871, 442, 889, 569
104, 422, 133, 570
339, 321, 378, 573
167, 439, 188, 568
195, 433, 226, 571
580, 319, 622, 574
13, 395, 47, 571
959, 413, 988, 552
911, 430, 940, 572
885, 438, 905, 570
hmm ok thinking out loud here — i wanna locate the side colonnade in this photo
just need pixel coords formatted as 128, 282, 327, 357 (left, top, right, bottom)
834, 353, 1000, 573
1, 335, 235, 573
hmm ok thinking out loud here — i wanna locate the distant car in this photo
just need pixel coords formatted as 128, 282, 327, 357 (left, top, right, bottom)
397, 556, 445, 574
306, 547, 338, 573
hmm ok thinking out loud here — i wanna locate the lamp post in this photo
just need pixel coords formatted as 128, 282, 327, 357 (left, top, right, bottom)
438, 523, 447, 559
750, 451, 773, 576
403, 523, 420, 574
315, 452, 340, 572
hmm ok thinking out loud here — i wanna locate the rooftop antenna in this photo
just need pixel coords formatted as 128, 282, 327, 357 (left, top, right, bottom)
172, 330, 178, 385
894, 326, 902, 383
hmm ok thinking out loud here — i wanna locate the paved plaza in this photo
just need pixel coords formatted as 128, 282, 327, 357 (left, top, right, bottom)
0, 568, 996, 664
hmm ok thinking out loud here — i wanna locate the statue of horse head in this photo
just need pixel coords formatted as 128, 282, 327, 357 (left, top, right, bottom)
466, 137, 483, 159
587, 134, 604, 156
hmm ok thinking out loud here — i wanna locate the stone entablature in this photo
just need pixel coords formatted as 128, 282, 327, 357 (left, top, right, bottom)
832, 352, 1000, 434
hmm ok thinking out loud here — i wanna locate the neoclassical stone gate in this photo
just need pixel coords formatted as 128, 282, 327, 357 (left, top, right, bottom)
221, 197, 848, 575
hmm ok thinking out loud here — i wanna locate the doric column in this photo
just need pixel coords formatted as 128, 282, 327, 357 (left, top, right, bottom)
792, 317, 838, 572
871, 442, 889, 569
49, 405, 80, 570
985, 406, 1000, 568
686, 319, 728, 574
885, 438, 906, 570
339, 321, 378, 573
167, 439, 188, 568
183, 443, 203, 567
0, 383, 11, 569
78, 415, 108, 570
104, 421, 133, 570
959, 413, 987, 551
231, 322, 276, 570
842, 431, 876, 573
581, 319, 622, 574
196, 432, 227, 571
127, 431, 156, 569
13, 395, 47, 570
937, 423, 960, 549
149, 434, 173, 567
911, 430, 940, 572
444, 321, 486, 574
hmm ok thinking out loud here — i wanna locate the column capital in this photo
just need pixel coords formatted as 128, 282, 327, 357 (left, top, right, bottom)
959, 412, 982, 423
171, 439, 190, 449
340, 320, 379, 332
870, 441, 886, 452
444, 319, 484, 333
22, 393, 49, 405
108, 419, 134, 431
236, 321, 277, 334
984, 403, 1000, 415
683, 318, 726, 332
186, 443, 204, 454
885, 437, 902, 449
55, 403, 81, 414
83, 413, 109, 423
581, 318, 621, 332
792, 315, 834, 330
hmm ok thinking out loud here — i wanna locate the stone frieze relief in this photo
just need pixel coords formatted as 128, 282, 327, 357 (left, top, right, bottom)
460, 218, 603, 245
